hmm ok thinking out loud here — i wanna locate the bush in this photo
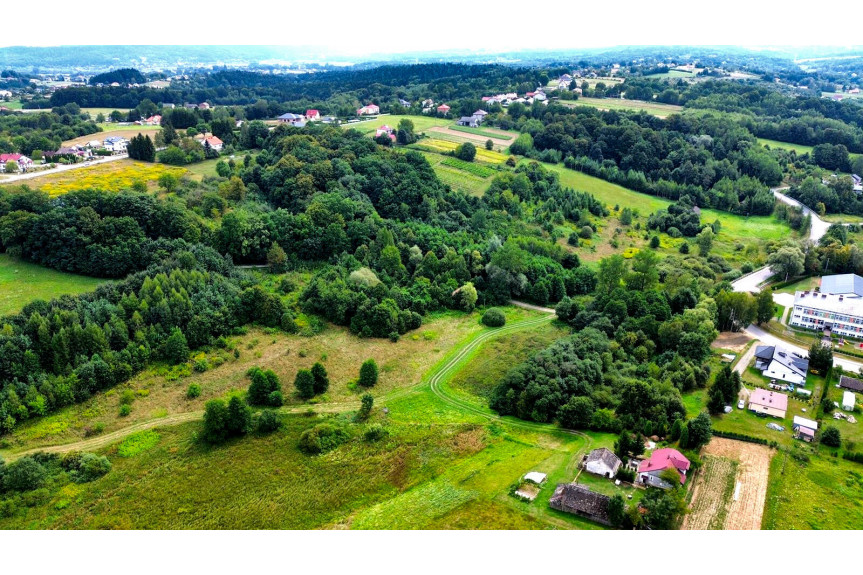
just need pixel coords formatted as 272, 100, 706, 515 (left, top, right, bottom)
119, 404, 131, 417
359, 359, 379, 387
481, 308, 506, 327
249, 367, 282, 405
186, 383, 202, 399
454, 142, 476, 162
679, 242, 690, 254
2, 457, 46, 492
256, 410, 281, 433
75, 454, 111, 483
268, 390, 284, 407
821, 425, 841, 447
616, 468, 636, 482
311, 362, 329, 395
364, 424, 389, 442
711, 429, 769, 445
298, 423, 350, 454
294, 369, 316, 398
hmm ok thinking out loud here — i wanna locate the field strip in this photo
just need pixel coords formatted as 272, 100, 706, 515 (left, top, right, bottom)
3, 309, 562, 461
428, 126, 513, 147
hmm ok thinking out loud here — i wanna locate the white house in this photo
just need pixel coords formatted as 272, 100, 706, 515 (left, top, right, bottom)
753, 345, 809, 385
583, 448, 622, 479
103, 136, 127, 154
0, 153, 33, 171
793, 415, 818, 442
843, 391, 856, 411
790, 289, 863, 339
357, 104, 380, 116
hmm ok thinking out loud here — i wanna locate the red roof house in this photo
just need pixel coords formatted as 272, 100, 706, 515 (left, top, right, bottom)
305, 109, 320, 121
436, 104, 450, 113
637, 448, 690, 489
0, 153, 34, 170
201, 135, 223, 151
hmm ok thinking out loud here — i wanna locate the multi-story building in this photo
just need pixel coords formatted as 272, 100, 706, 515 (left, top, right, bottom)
790, 289, 863, 339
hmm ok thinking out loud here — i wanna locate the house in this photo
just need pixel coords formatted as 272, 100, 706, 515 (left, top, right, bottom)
548, 484, 611, 525
374, 125, 396, 141
583, 447, 622, 479
305, 109, 320, 121
436, 104, 450, 114
162, 103, 176, 109
198, 102, 210, 110
421, 99, 435, 109
201, 135, 223, 152
819, 274, 863, 298
357, 104, 380, 116
637, 448, 690, 488
398, 98, 411, 107
143, 115, 161, 126
472, 109, 488, 118
103, 136, 127, 154
0, 153, 33, 171
748, 388, 789, 419
790, 290, 863, 339
839, 375, 863, 393
183, 103, 198, 110
793, 415, 818, 441
559, 73, 573, 83
843, 391, 856, 411
277, 113, 305, 125
533, 91, 547, 102
321, 116, 339, 124
456, 116, 480, 128
753, 345, 809, 385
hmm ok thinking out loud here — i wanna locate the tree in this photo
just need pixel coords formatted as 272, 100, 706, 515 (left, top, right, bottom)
558, 396, 595, 429
359, 359, 379, 387
670, 419, 683, 441
128, 133, 155, 162
226, 395, 252, 436
396, 118, 417, 145
294, 369, 315, 399
597, 254, 628, 293
267, 242, 288, 274
163, 328, 189, 364
75, 453, 111, 482
248, 367, 281, 405
768, 245, 805, 282
311, 362, 329, 395
696, 227, 714, 256
626, 249, 659, 291
649, 235, 660, 249
455, 142, 476, 162
481, 308, 506, 327
755, 289, 775, 325
455, 282, 478, 311
679, 425, 690, 449
357, 393, 373, 421
157, 173, 178, 193
808, 341, 833, 373
485, 139, 494, 151
2, 456, 46, 491
203, 399, 229, 443
686, 411, 713, 448
821, 425, 841, 447
256, 410, 281, 433
607, 494, 626, 528
4, 160, 18, 174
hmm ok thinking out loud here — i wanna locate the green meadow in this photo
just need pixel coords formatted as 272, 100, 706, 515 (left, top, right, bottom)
0, 254, 105, 317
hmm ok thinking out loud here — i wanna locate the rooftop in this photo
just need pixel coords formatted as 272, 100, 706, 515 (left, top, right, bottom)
638, 448, 689, 483
820, 274, 863, 297
749, 388, 789, 412
839, 375, 863, 392
793, 415, 818, 430
793, 290, 863, 316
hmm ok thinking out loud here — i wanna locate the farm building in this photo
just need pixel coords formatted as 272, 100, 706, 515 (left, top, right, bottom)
0, 153, 34, 171
357, 104, 380, 116
548, 484, 611, 525
753, 345, 808, 385
523, 471, 547, 485
793, 415, 818, 441
637, 448, 689, 489
843, 391, 856, 411
583, 447, 622, 478
819, 274, 863, 297
839, 375, 863, 393
748, 388, 788, 419
456, 116, 480, 128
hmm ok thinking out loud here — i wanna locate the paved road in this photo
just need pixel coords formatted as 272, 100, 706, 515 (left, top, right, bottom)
0, 153, 128, 184
731, 266, 776, 294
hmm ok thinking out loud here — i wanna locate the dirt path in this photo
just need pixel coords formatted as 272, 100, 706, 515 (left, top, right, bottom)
0, 154, 128, 184
683, 438, 774, 530
509, 300, 557, 314
428, 126, 513, 147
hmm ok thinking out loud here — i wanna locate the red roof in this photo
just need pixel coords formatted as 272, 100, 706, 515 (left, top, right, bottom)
203, 136, 223, 146
0, 153, 24, 162
437, 104, 450, 111
305, 109, 319, 117
749, 388, 788, 412
638, 448, 690, 484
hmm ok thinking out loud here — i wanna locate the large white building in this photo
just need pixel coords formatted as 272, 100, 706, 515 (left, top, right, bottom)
790, 289, 863, 339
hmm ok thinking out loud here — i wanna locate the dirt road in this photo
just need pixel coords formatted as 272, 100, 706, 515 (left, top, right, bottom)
0, 154, 128, 184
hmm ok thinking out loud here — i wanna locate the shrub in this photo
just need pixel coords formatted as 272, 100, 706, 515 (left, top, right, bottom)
364, 424, 389, 442
294, 369, 316, 398
616, 467, 636, 483
74, 454, 112, 483
186, 383, 202, 399
356, 393, 374, 421
193, 358, 209, 373
268, 390, 284, 407
298, 423, 349, 454
2, 457, 46, 492
481, 308, 506, 327
821, 425, 841, 447
119, 404, 131, 417
120, 389, 136, 405
164, 328, 190, 364
578, 225, 593, 239
311, 362, 329, 395
256, 410, 281, 433
454, 142, 476, 161
249, 367, 282, 405
359, 360, 379, 387
679, 242, 690, 254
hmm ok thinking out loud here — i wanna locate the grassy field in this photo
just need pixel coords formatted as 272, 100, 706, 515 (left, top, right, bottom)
3, 99, 24, 110
0, 160, 187, 196
412, 137, 508, 164
771, 276, 819, 295
764, 447, 863, 529
63, 127, 160, 147
342, 114, 451, 135
562, 97, 683, 118
757, 138, 814, 155
448, 125, 516, 141
645, 70, 697, 80
0, 254, 105, 317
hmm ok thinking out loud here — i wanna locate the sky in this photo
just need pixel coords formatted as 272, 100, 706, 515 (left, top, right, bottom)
4, 0, 860, 55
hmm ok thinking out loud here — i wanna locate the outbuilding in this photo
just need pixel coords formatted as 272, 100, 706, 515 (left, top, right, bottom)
843, 391, 856, 411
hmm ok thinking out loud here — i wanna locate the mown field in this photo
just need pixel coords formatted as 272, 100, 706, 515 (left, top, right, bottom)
757, 138, 814, 155
0, 254, 105, 317
562, 97, 683, 118
0, 160, 187, 196
63, 126, 160, 147
342, 114, 451, 135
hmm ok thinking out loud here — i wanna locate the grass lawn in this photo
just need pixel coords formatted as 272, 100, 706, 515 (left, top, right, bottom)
821, 382, 863, 447
645, 70, 697, 80
448, 125, 516, 141
0, 254, 105, 317
771, 276, 819, 295
183, 158, 223, 180
1, 160, 187, 196
764, 447, 863, 529
4, 99, 24, 110
416, 150, 495, 197
562, 97, 683, 118
757, 138, 814, 155
342, 114, 451, 135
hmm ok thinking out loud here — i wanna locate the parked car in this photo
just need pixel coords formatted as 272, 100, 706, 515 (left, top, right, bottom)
738, 399, 745, 409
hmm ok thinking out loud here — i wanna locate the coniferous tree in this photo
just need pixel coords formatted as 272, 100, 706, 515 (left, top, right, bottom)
311, 363, 329, 395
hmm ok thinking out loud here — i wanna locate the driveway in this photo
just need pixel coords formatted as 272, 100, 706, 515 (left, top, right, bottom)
731, 266, 775, 293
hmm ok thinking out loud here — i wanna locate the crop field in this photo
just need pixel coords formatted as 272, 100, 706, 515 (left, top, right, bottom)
421, 152, 491, 197
448, 125, 516, 141
412, 138, 508, 164
684, 438, 773, 530
764, 447, 863, 529
3, 99, 24, 110
62, 127, 160, 147
342, 114, 451, 135
0, 254, 105, 317
440, 157, 497, 177
427, 126, 513, 150
562, 97, 683, 118
3, 160, 187, 196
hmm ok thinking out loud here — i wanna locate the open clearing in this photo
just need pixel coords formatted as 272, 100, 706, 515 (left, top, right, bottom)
684, 437, 773, 530
2, 159, 187, 196
0, 254, 106, 317
562, 97, 683, 118
62, 127, 160, 147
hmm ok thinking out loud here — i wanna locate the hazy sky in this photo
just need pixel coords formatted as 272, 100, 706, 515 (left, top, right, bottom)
4, 0, 857, 53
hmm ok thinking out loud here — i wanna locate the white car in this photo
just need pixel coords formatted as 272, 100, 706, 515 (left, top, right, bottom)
737, 399, 745, 409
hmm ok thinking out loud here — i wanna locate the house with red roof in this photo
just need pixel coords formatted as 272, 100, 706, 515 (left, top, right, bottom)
200, 135, 223, 152
305, 109, 320, 121
0, 153, 33, 171
748, 388, 788, 419
436, 104, 450, 114
143, 115, 162, 126
357, 104, 380, 116
637, 448, 690, 489
375, 125, 396, 141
